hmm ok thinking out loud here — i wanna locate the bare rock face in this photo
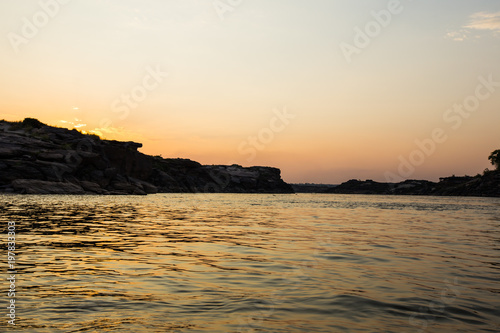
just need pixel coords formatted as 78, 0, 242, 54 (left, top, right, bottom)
11, 179, 85, 195
0, 118, 294, 195
79, 181, 106, 194
37, 152, 65, 162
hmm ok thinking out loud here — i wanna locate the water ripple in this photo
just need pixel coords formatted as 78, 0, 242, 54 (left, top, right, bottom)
0, 194, 499, 332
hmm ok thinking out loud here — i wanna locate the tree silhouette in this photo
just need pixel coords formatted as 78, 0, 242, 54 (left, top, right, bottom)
488, 150, 500, 170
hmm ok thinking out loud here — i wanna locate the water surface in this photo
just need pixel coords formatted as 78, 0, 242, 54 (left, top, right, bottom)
1, 194, 499, 332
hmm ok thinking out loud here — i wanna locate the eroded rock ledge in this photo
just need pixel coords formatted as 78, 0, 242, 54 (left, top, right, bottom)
0, 118, 293, 195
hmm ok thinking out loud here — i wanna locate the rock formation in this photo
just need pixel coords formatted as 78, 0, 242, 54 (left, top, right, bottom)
323, 174, 500, 197
0, 118, 294, 195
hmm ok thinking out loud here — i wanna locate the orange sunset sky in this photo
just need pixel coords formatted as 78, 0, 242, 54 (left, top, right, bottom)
1, 0, 499, 183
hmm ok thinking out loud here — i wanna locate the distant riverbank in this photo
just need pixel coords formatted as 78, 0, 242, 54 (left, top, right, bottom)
292, 170, 500, 197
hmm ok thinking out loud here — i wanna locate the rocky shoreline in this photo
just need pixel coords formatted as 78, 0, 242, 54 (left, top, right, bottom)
2, 118, 498, 197
0, 118, 293, 195
327, 173, 499, 197
292, 172, 500, 197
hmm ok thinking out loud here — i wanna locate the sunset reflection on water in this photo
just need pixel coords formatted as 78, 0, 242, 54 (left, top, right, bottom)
1, 194, 499, 332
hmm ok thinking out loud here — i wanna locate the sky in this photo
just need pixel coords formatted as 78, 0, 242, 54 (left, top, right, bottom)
0, 0, 499, 184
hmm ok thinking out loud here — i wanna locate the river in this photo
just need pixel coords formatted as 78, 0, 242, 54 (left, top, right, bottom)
0, 194, 499, 332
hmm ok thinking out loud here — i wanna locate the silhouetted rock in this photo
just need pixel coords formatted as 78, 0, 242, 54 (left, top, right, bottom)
291, 183, 338, 193
79, 181, 106, 194
0, 118, 293, 195
328, 179, 392, 194
321, 173, 500, 197
431, 173, 500, 197
11, 179, 85, 195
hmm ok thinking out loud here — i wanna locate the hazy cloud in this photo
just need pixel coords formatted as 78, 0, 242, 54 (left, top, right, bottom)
445, 29, 471, 42
447, 11, 500, 41
465, 11, 500, 33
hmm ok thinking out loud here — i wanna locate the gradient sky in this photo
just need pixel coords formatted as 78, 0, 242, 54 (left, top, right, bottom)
1, 0, 499, 183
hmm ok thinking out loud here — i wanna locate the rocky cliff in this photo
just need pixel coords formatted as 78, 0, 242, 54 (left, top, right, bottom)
0, 118, 293, 195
